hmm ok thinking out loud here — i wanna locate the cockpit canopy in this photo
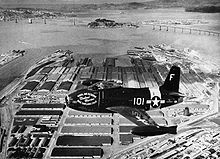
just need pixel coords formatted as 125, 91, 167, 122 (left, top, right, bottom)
88, 80, 122, 91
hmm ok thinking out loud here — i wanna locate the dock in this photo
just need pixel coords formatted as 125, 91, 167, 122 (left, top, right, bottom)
2, 49, 219, 159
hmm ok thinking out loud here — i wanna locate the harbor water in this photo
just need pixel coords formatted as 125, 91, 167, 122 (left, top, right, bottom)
0, 8, 220, 91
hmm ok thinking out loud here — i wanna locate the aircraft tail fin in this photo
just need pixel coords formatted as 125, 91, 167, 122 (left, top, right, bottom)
160, 66, 180, 93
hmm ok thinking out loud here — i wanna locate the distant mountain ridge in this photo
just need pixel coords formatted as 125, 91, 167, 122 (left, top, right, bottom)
0, 0, 219, 12
163, 0, 219, 5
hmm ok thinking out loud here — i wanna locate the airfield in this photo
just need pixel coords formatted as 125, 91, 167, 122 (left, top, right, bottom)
0, 43, 219, 159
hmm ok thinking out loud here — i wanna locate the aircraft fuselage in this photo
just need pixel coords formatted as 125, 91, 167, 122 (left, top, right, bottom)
67, 86, 180, 113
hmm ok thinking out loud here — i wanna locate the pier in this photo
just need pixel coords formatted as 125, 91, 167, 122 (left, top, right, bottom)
151, 24, 220, 37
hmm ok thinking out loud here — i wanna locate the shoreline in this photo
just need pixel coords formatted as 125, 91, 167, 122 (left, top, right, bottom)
0, 76, 23, 99
0, 41, 219, 92
1, 42, 219, 159
185, 5, 220, 13
1, 40, 219, 94
0, 44, 116, 92
0, 54, 24, 69
0, 9, 219, 92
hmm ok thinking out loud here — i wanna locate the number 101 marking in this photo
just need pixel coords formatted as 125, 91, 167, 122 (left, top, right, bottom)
133, 98, 145, 105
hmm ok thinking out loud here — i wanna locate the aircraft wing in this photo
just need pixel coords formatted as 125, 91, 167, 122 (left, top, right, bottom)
106, 106, 158, 126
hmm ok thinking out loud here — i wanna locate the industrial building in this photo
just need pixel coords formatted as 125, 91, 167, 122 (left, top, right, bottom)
68, 110, 112, 118
17, 125, 26, 133
7, 147, 46, 158
104, 57, 116, 67
28, 74, 45, 82
15, 110, 63, 116
11, 125, 20, 133
56, 135, 112, 146
11, 125, 27, 134
38, 81, 56, 92
61, 126, 112, 135
8, 137, 18, 147
40, 116, 59, 126
62, 73, 76, 82
119, 117, 136, 125
39, 67, 53, 74
119, 126, 136, 133
21, 104, 65, 110
57, 81, 73, 91
80, 66, 93, 79
13, 117, 39, 125
68, 66, 77, 73
46, 74, 61, 82
21, 81, 39, 92
64, 117, 112, 125
51, 148, 103, 158
78, 57, 91, 66
119, 134, 133, 145
51, 67, 66, 74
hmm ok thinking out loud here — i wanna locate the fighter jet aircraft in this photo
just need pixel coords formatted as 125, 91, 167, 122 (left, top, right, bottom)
66, 66, 184, 136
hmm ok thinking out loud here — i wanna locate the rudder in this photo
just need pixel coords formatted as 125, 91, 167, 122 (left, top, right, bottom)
160, 66, 180, 92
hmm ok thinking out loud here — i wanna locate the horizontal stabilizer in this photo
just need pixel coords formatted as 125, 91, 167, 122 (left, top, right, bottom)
169, 92, 185, 97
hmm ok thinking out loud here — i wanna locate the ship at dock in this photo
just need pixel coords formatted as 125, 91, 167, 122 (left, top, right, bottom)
0, 50, 25, 68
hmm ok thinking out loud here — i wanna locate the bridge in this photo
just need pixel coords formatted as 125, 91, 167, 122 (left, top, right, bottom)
149, 24, 220, 37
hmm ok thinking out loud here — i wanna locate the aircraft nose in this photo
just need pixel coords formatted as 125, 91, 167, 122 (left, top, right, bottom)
178, 97, 184, 102
130, 128, 135, 135
66, 93, 78, 109
130, 127, 141, 136
65, 96, 69, 105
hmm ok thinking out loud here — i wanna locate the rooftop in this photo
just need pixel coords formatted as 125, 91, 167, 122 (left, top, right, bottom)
22, 103, 65, 109
21, 81, 39, 91
51, 148, 103, 157
57, 81, 73, 91
15, 110, 63, 116
56, 135, 112, 146
39, 81, 56, 91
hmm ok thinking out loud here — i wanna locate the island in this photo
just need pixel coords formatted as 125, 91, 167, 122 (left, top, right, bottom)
88, 18, 139, 28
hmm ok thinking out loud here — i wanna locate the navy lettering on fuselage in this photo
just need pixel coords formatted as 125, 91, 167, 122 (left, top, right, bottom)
133, 97, 145, 106
103, 87, 150, 108
77, 92, 97, 106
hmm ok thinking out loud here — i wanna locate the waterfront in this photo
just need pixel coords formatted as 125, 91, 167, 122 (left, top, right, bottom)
1, 48, 219, 158
0, 8, 220, 91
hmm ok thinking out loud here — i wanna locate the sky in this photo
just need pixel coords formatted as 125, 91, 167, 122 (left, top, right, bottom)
0, 0, 154, 5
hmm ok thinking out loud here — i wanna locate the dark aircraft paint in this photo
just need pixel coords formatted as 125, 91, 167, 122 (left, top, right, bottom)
67, 66, 182, 136
81, 79, 102, 86
68, 66, 182, 112
68, 87, 152, 112
131, 125, 177, 136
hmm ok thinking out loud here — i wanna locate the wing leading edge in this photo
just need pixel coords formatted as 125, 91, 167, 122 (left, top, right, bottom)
106, 106, 158, 126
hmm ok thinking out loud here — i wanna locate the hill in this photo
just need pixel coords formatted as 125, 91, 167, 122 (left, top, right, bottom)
0, 0, 219, 12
